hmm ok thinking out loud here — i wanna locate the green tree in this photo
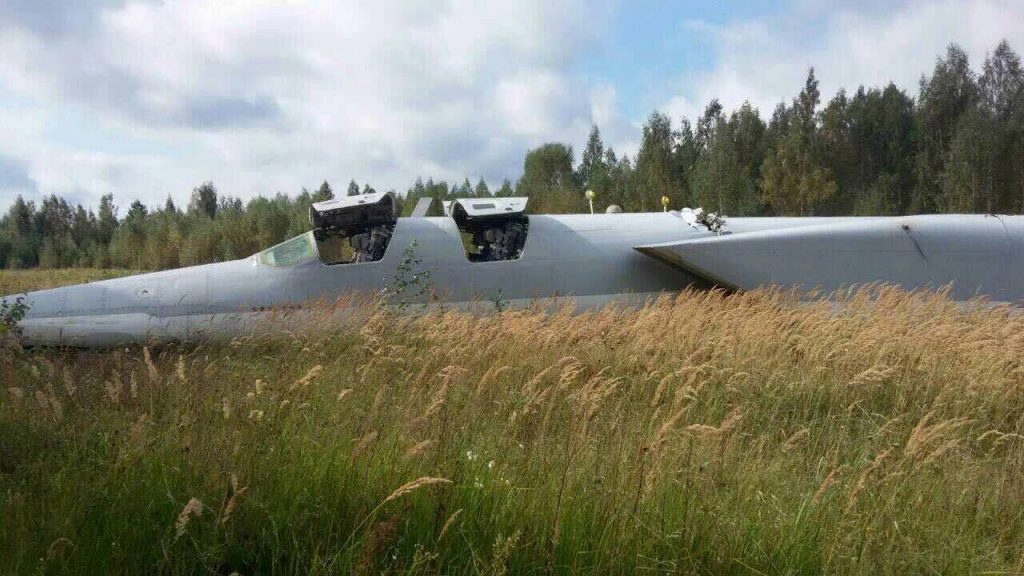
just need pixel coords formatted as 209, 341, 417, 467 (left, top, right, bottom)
314, 180, 334, 201
762, 132, 837, 215
674, 119, 700, 208
474, 178, 491, 197
978, 40, 1024, 212
914, 44, 978, 212
606, 151, 635, 211
760, 69, 837, 215
188, 182, 219, 219
941, 107, 993, 212
577, 125, 606, 191
691, 102, 766, 215
97, 194, 118, 245
517, 143, 579, 213
635, 112, 679, 211
3, 196, 38, 268
116, 200, 149, 269
37, 195, 76, 268
496, 179, 514, 197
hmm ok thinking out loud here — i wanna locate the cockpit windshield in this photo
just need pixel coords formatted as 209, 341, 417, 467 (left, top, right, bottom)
257, 232, 318, 267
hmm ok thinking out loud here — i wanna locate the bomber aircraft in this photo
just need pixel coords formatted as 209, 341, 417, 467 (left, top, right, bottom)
6, 191, 1024, 346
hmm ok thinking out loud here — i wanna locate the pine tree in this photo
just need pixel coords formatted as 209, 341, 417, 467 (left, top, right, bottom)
474, 178, 491, 197
314, 180, 334, 201
188, 182, 219, 219
577, 125, 606, 191
635, 112, 678, 211
760, 69, 836, 215
97, 194, 118, 245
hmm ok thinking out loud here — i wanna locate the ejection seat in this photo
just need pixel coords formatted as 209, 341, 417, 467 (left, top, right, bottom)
349, 233, 371, 263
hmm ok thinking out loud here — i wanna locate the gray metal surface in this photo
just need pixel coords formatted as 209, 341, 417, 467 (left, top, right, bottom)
410, 197, 433, 217
638, 214, 1024, 301
7, 210, 1024, 346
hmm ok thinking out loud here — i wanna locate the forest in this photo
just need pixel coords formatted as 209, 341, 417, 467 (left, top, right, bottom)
1, 41, 1022, 271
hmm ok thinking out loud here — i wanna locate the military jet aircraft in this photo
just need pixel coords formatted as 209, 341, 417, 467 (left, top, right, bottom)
6, 190, 1024, 346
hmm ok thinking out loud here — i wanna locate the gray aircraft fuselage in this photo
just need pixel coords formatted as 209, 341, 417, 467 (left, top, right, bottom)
8, 211, 1024, 346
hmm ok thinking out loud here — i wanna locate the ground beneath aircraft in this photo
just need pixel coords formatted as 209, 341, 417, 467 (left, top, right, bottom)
2, 271, 1023, 574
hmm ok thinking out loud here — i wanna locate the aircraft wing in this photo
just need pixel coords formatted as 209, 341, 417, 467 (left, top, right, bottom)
634, 215, 1012, 299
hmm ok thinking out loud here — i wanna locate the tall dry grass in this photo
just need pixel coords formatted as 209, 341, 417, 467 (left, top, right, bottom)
1, 286, 1024, 574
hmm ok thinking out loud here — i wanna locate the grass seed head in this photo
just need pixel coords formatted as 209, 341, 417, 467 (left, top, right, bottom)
174, 498, 204, 540
383, 477, 452, 503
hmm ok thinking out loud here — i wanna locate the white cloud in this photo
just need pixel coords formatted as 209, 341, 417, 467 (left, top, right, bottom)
2, 0, 1022, 212
0, 0, 613, 209
662, 0, 1024, 122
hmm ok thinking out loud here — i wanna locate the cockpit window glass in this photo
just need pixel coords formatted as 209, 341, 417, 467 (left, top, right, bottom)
257, 232, 318, 267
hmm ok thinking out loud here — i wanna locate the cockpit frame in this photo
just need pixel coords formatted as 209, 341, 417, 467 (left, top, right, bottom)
450, 197, 529, 263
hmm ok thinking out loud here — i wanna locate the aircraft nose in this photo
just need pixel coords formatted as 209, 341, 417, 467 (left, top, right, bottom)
15, 283, 109, 319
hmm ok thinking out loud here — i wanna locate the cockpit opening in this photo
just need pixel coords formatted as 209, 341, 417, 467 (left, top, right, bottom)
313, 225, 393, 265
309, 192, 397, 265
451, 197, 529, 262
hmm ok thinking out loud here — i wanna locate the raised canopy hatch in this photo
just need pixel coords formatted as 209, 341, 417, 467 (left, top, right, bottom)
451, 197, 528, 220
309, 191, 396, 234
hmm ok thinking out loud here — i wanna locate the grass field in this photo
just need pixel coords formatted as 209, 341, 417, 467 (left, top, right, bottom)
2, 274, 1024, 574
0, 268, 138, 295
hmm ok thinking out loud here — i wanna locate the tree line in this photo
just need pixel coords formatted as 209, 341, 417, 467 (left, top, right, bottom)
3, 40, 1023, 271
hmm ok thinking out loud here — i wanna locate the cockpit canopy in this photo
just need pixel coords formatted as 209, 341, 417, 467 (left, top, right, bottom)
449, 197, 527, 219
309, 191, 396, 234
258, 194, 530, 268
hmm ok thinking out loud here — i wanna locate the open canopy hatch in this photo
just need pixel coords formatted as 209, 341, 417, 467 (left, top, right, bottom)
309, 191, 396, 235
450, 197, 528, 220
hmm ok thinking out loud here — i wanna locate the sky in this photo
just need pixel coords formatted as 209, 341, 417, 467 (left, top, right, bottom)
1, 0, 1023, 212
